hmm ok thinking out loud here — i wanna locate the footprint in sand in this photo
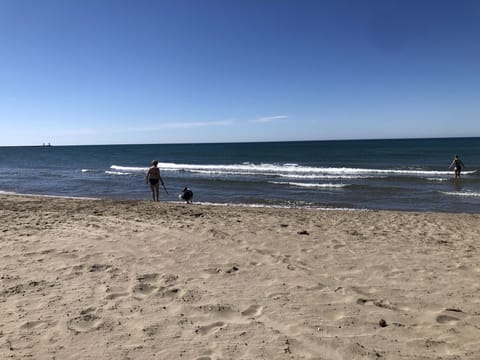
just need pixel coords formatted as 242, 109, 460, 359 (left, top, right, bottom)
203, 267, 222, 275
435, 308, 466, 325
436, 314, 460, 324
193, 303, 261, 333
20, 320, 50, 330
131, 273, 182, 300
131, 273, 160, 299
357, 298, 376, 305
267, 292, 289, 301
351, 286, 377, 296
195, 321, 225, 335
89, 263, 112, 272
202, 264, 239, 276
159, 287, 181, 298
241, 304, 263, 318
131, 283, 157, 299
137, 273, 160, 282
307, 283, 327, 291
105, 292, 129, 300
67, 314, 104, 333
195, 349, 214, 360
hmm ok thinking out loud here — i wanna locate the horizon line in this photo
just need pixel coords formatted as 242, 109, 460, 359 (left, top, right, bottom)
1, 135, 479, 148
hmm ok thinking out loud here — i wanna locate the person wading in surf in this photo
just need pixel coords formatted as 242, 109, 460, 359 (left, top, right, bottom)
449, 154, 465, 179
146, 160, 164, 201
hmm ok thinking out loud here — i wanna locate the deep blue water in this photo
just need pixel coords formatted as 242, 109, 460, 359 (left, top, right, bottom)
1, 138, 479, 213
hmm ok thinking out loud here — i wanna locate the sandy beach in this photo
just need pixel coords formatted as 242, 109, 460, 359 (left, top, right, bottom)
1, 194, 479, 359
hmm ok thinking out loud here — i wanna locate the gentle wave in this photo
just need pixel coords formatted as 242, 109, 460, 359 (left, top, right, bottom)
192, 201, 362, 211
111, 165, 148, 172
426, 177, 450, 182
0, 190, 18, 195
105, 171, 133, 176
269, 181, 350, 189
0, 191, 99, 200
441, 191, 480, 198
186, 170, 374, 180
111, 163, 475, 177
278, 174, 377, 180
189, 169, 263, 176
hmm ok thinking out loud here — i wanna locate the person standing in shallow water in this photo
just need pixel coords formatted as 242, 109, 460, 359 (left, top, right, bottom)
146, 160, 163, 201
449, 154, 465, 179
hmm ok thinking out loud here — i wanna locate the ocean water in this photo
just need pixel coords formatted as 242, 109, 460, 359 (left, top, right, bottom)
1, 138, 479, 213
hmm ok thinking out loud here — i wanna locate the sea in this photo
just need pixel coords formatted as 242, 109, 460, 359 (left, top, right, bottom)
1, 138, 479, 213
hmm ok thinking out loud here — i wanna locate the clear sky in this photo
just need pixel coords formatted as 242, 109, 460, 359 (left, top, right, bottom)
1, 0, 479, 146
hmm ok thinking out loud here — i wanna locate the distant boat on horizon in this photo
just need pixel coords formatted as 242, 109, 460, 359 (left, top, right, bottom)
42, 142, 52, 147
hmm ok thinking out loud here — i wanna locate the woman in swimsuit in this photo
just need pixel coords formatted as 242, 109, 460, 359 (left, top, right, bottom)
146, 160, 163, 201
449, 154, 465, 179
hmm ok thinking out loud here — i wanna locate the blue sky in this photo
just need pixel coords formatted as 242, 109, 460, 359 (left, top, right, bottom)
1, 0, 479, 146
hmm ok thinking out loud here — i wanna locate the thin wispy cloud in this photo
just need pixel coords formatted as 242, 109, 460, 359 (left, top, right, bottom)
250, 115, 288, 123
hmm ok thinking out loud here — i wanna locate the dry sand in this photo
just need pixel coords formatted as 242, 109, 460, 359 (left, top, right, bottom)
1, 194, 479, 359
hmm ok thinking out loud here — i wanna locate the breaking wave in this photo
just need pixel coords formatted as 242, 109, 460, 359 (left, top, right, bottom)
441, 191, 480, 198
269, 181, 350, 189
110, 163, 475, 179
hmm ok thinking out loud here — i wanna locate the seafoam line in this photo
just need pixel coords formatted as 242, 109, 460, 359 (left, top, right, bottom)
269, 181, 350, 189
440, 191, 480, 198
111, 163, 477, 177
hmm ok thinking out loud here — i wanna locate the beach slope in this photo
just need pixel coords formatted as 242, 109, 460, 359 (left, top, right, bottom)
1, 194, 479, 359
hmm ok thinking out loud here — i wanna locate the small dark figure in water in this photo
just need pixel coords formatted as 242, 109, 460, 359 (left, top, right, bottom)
449, 154, 465, 179
180, 187, 193, 204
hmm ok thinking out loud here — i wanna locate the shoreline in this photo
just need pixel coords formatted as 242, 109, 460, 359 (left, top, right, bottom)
0, 191, 367, 212
2, 191, 479, 214
1, 194, 480, 359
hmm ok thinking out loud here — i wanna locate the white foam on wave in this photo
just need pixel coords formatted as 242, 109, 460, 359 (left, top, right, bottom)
192, 201, 362, 211
111, 165, 147, 172
278, 174, 375, 180
0, 191, 99, 200
0, 190, 18, 195
105, 171, 133, 176
426, 177, 450, 182
269, 181, 350, 189
81, 169, 96, 173
440, 191, 480, 198
111, 163, 472, 178
189, 169, 260, 176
